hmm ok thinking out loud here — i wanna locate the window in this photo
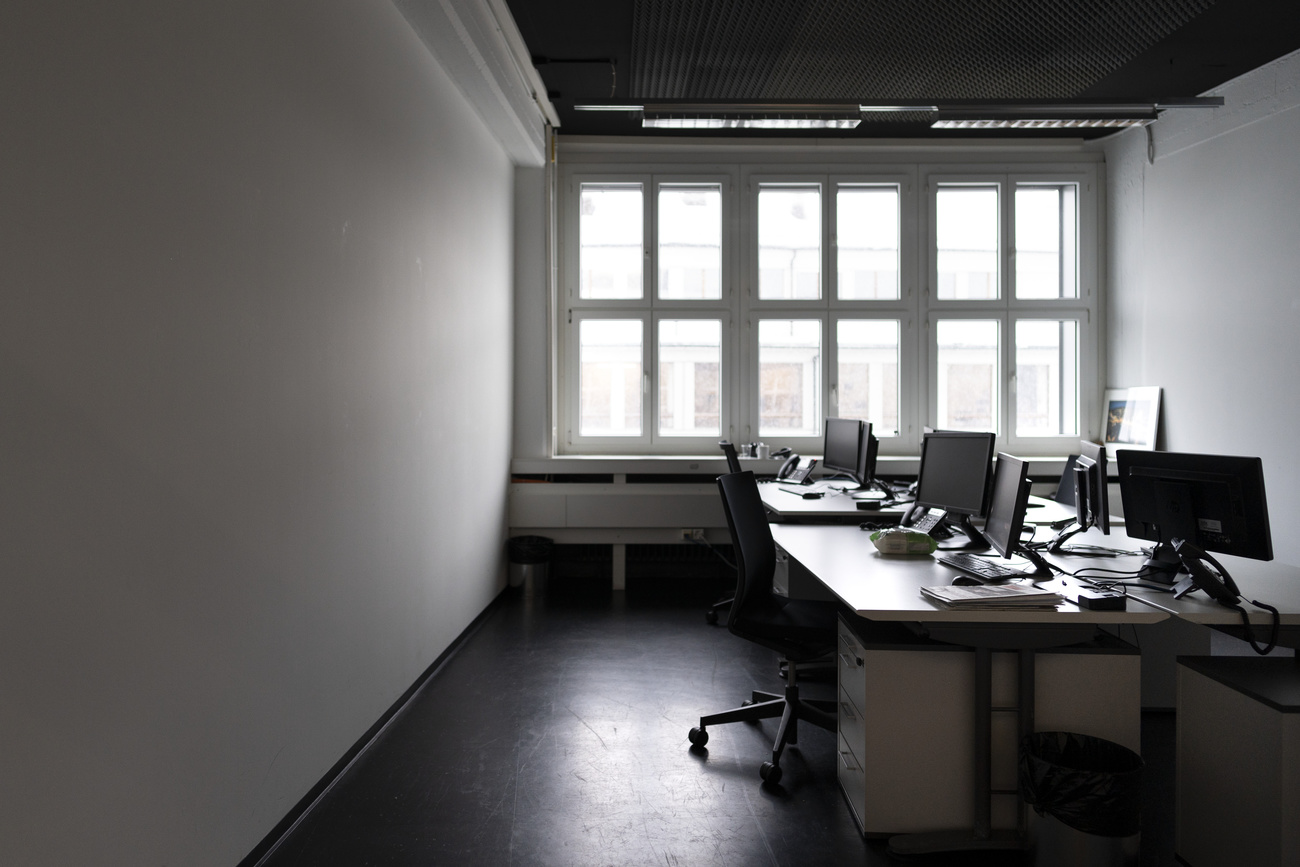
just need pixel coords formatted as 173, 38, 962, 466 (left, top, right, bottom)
758, 185, 821, 299
560, 159, 1098, 455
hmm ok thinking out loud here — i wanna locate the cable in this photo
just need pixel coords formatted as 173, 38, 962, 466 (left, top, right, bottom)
688, 536, 736, 572
1227, 599, 1281, 655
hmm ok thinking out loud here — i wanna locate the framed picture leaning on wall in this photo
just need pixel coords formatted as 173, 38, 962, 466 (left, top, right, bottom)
1102, 386, 1161, 457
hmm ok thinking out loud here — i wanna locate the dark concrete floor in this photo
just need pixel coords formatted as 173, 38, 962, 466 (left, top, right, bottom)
259, 575, 1175, 866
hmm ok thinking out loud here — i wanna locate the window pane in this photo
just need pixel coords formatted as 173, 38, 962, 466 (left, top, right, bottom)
836, 320, 900, 436
579, 320, 642, 436
936, 320, 999, 432
659, 185, 722, 300
1015, 320, 1078, 436
758, 187, 821, 299
1015, 185, 1078, 299
837, 186, 899, 300
758, 320, 821, 436
658, 320, 721, 436
937, 186, 999, 299
579, 186, 642, 299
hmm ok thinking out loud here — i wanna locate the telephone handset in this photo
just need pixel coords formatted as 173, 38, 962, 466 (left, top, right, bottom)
1171, 539, 1241, 604
777, 455, 817, 484
1173, 538, 1279, 654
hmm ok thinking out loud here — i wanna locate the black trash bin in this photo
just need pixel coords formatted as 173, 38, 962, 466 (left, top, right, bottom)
1020, 731, 1144, 867
507, 535, 553, 595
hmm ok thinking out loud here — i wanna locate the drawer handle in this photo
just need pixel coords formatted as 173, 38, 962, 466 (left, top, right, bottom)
838, 749, 858, 771
839, 701, 857, 721
838, 652, 864, 668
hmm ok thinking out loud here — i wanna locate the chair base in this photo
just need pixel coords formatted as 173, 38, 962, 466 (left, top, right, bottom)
690, 661, 836, 784
705, 595, 733, 624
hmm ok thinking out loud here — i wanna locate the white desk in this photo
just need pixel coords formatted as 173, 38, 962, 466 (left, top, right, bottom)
770, 522, 1160, 854
772, 523, 1165, 627
1038, 526, 1300, 638
760, 482, 1079, 526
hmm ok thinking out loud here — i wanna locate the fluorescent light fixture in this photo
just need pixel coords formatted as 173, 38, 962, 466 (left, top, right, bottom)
642, 115, 861, 129
858, 104, 939, 113
568, 98, 1220, 132
932, 117, 1153, 129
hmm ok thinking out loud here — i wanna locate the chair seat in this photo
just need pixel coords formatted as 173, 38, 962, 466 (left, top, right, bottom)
739, 598, 838, 660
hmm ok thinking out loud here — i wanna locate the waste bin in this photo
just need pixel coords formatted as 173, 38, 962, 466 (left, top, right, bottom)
507, 535, 553, 595
1020, 731, 1144, 867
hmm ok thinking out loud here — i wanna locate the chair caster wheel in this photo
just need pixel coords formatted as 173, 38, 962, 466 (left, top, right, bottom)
688, 727, 709, 747
705, 609, 719, 625
760, 761, 782, 785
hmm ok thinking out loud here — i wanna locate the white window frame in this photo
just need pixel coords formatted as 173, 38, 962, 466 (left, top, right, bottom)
922, 168, 1099, 454
556, 154, 1101, 458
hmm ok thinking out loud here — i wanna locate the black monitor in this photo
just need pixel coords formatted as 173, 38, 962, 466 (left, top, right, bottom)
856, 425, 880, 491
1117, 450, 1273, 582
822, 418, 864, 479
984, 453, 1055, 575
909, 430, 996, 550
1047, 440, 1110, 552
1075, 441, 1110, 535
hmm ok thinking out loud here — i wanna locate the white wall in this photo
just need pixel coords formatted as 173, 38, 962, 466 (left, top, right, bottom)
0, 2, 514, 864
513, 165, 552, 459
1102, 49, 1300, 566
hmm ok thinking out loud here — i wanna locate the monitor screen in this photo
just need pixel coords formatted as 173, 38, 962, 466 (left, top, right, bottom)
984, 454, 1032, 559
914, 431, 997, 517
856, 425, 878, 487
1118, 450, 1273, 576
822, 418, 864, 476
1075, 440, 1109, 535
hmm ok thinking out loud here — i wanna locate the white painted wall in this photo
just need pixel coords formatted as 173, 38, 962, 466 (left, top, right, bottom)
1102, 49, 1300, 567
0, 2, 515, 864
513, 165, 552, 459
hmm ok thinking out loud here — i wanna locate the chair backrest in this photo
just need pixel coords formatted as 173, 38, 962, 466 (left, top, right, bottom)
718, 441, 743, 474
1054, 454, 1080, 506
716, 471, 777, 628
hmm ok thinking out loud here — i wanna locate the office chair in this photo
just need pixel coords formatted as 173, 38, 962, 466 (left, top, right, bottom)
688, 471, 838, 785
705, 441, 743, 625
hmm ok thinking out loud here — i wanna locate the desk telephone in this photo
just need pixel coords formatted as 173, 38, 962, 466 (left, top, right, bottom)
1172, 538, 1279, 654
776, 454, 817, 484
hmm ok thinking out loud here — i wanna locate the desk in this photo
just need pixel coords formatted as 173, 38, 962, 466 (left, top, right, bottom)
759, 482, 1079, 526
1036, 526, 1300, 641
1037, 527, 1300, 867
771, 523, 1162, 854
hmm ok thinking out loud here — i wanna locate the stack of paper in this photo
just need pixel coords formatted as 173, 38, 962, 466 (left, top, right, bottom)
921, 582, 1064, 610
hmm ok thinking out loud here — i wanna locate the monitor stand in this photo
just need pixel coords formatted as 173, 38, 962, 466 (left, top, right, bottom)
936, 514, 991, 552
1141, 541, 1185, 585
1015, 544, 1056, 578
1045, 520, 1086, 553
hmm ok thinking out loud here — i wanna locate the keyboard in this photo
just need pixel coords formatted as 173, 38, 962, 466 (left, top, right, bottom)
937, 552, 1027, 583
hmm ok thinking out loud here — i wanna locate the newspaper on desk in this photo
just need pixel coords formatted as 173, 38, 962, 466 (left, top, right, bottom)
921, 582, 1064, 610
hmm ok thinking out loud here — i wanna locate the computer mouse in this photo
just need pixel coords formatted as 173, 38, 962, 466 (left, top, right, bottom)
951, 575, 982, 587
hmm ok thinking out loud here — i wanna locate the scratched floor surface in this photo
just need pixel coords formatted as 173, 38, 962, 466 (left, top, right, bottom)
260, 576, 1173, 866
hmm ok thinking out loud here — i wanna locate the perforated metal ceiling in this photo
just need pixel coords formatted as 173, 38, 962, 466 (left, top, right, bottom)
505, 0, 1300, 136
630, 0, 1215, 100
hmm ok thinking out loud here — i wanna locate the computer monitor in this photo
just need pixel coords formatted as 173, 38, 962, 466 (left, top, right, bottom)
909, 430, 996, 550
1117, 449, 1273, 582
856, 425, 880, 491
984, 453, 1055, 575
822, 418, 864, 480
1047, 440, 1110, 552
984, 454, 1032, 558
1075, 440, 1110, 535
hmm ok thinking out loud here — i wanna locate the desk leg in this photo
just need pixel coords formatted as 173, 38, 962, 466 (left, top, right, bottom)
887, 646, 1029, 856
